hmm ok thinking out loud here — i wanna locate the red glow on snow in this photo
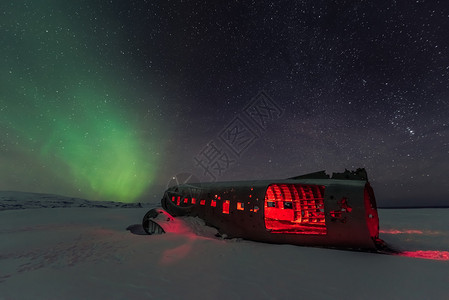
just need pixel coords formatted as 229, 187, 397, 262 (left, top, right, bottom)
161, 243, 193, 265
155, 210, 196, 265
223, 200, 230, 214
264, 184, 326, 235
380, 229, 424, 235
399, 251, 449, 261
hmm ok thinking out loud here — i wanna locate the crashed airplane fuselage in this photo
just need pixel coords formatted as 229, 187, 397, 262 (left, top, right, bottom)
143, 169, 381, 250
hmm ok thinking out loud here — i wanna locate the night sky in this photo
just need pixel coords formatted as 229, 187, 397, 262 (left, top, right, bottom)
1, 1, 448, 207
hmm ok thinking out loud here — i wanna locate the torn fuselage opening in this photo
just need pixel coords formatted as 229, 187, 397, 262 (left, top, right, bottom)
264, 184, 327, 235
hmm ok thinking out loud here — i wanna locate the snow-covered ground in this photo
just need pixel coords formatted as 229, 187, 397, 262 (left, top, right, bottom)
1, 192, 448, 300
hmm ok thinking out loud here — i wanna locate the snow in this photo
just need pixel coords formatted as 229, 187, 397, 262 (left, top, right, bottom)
1, 192, 448, 299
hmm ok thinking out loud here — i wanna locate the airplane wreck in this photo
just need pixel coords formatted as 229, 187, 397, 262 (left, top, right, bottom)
142, 168, 382, 251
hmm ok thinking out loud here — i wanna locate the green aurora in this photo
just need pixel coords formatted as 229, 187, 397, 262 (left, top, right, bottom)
0, 2, 161, 202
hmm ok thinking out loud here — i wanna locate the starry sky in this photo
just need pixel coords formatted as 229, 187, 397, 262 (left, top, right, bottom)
1, 1, 448, 207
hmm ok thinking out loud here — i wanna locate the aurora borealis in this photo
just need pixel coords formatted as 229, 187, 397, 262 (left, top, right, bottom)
1, 1, 449, 206
1, 1, 163, 202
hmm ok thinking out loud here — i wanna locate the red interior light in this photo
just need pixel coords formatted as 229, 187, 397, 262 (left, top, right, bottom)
223, 200, 230, 214
264, 184, 326, 235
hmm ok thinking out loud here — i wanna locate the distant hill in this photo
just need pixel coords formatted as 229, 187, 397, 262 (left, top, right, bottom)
0, 191, 154, 211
